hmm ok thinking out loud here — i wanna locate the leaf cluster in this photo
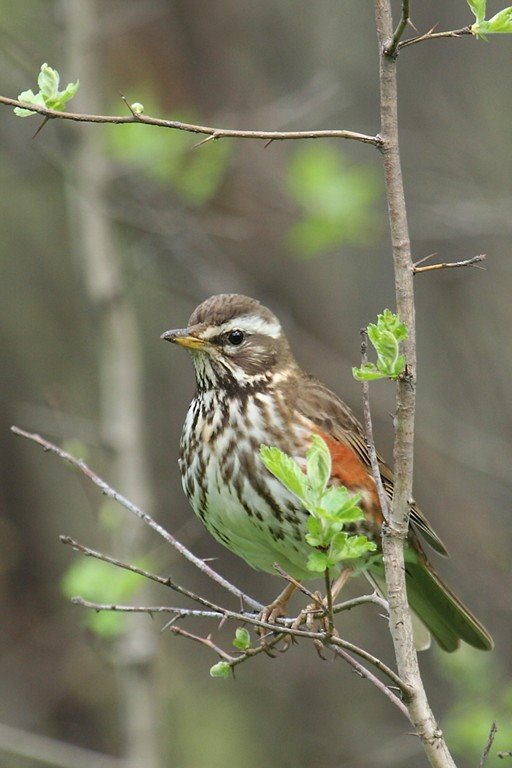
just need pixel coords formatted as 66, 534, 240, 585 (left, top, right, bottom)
14, 63, 79, 117
260, 436, 376, 574
467, 0, 512, 37
352, 309, 407, 382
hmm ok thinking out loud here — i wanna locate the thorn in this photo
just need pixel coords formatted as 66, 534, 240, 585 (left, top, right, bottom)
192, 133, 218, 149
32, 115, 50, 139
161, 614, 181, 632
218, 614, 228, 631
407, 17, 419, 33
413, 252, 437, 268
120, 94, 140, 119
264, 138, 274, 148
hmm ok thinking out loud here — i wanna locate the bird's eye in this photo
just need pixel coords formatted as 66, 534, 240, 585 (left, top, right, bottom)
226, 329, 245, 346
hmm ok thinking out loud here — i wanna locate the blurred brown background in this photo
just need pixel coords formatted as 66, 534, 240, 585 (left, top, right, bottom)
1, 1, 511, 766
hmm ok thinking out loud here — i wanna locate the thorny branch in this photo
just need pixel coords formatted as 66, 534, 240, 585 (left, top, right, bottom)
398, 25, 472, 51
12, 424, 410, 714
0, 95, 381, 146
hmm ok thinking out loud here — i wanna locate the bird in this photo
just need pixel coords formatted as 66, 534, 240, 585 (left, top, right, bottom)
161, 293, 493, 652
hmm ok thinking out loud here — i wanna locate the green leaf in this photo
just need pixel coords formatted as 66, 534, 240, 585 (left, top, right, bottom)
306, 435, 331, 496
352, 364, 387, 382
330, 533, 376, 563
306, 550, 329, 573
466, 0, 486, 23
260, 444, 309, 503
232, 627, 251, 651
51, 79, 80, 110
14, 89, 46, 117
14, 64, 79, 117
319, 486, 363, 519
353, 310, 407, 382
209, 661, 231, 679
38, 63, 59, 100
477, 6, 512, 33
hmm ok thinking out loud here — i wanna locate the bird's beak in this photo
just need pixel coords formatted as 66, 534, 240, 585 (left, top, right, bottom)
160, 328, 207, 350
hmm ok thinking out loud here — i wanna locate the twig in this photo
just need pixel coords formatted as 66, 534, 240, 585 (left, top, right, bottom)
398, 25, 472, 51
0, 95, 381, 146
359, 329, 391, 519
60, 535, 228, 614
479, 722, 498, 768
333, 592, 389, 614
385, 0, 410, 58
413, 254, 486, 274
324, 569, 335, 635
329, 644, 411, 722
11, 426, 263, 611
167, 625, 234, 661
71, 598, 223, 620
272, 562, 322, 604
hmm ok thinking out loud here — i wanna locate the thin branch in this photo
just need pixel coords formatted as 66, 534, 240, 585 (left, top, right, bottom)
11, 426, 263, 611
398, 25, 472, 51
333, 592, 389, 614
479, 722, 498, 768
385, 0, 410, 58
60, 535, 228, 614
68, 579, 406, 692
0, 95, 381, 146
11, 432, 406, 698
72, 598, 224, 620
329, 644, 411, 722
359, 329, 391, 519
413, 254, 486, 274
0, 721, 127, 768
324, 569, 335, 635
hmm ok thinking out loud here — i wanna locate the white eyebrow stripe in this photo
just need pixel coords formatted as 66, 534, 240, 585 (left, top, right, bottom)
202, 314, 283, 339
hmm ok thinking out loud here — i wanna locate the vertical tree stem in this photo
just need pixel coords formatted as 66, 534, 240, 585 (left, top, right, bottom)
374, 2, 457, 766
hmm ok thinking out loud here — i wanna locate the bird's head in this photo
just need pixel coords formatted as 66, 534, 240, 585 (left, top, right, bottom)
161, 294, 296, 391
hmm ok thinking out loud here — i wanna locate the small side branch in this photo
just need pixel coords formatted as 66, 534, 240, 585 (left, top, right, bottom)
413, 254, 486, 274
479, 722, 498, 768
385, 0, 410, 58
398, 25, 472, 51
359, 330, 391, 518
0, 95, 381, 146
329, 644, 411, 722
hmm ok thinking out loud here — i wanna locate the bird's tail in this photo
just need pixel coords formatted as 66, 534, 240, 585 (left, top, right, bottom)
368, 554, 493, 652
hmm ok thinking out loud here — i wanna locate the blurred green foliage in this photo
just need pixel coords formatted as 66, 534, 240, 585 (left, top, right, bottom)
61, 557, 150, 638
106, 96, 231, 205
439, 646, 512, 760
285, 143, 381, 256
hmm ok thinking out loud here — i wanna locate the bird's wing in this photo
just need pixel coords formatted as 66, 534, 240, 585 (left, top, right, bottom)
292, 373, 448, 556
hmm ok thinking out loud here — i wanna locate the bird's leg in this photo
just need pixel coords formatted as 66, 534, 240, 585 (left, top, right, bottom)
260, 582, 297, 624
